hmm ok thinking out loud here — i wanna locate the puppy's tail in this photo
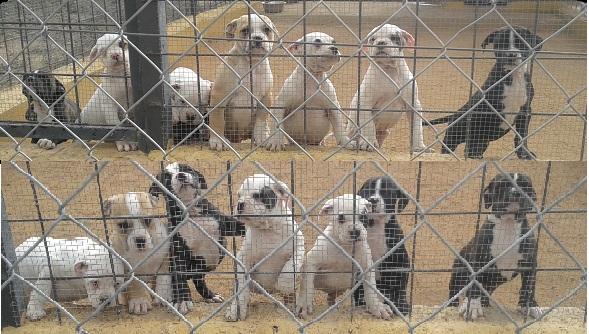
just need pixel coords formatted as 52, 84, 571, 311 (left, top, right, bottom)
422, 114, 461, 126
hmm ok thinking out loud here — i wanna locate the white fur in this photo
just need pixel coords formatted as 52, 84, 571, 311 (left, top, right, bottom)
266, 32, 353, 150
500, 64, 528, 130
225, 174, 305, 321
347, 24, 430, 153
15, 237, 124, 321
170, 67, 213, 123
459, 297, 484, 320
296, 195, 393, 320
80, 33, 137, 151
488, 214, 524, 279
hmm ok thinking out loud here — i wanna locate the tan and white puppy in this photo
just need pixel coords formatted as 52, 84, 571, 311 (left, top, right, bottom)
208, 14, 277, 150
103, 192, 172, 315
266, 32, 353, 150
80, 33, 137, 152
347, 24, 431, 153
225, 174, 305, 321
296, 194, 393, 320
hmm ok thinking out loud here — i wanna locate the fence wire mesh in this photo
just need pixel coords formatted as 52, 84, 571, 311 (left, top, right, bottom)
0, 0, 586, 161
1, 160, 586, 333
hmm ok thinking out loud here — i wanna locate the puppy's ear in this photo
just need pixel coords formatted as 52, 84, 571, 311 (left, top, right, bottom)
481, 30, 499, 49
102, 197, 113, 217
320, 199, 334, 216
225, 18, 239, 39
519, 174, 537, 210
89, 43, 103, 62
394, 190, 410, 213
400, 29, 415, 48
74, 260, 89, 277
482, 177, 498, 209
271, 180, 290, 208
287, 37, 304, 54
149, 194, 159, 207
148, 176, 163, 198
171, 83, 181, 91
51, 77, 66, 101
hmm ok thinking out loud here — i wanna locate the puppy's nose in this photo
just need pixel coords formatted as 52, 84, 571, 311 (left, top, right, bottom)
252, 36, 263, 41
135, 237, 146, 249
111, 54, 120, 61
177, 172, 186, 182
99, 296, 109, 303
349, 229, 361, 240
367, 197, 378, 205
376, 41, 387, 47
237, 202, 245, 214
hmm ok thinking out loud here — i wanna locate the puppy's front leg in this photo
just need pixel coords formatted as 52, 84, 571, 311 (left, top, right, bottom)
26, 269, 52, 321
513, 109, 536, 160
253, 93, 272, 146
154, 259, 172, 306
265, 103, 286, 151
208, 84, 229, 151
226, 251, 249, 321
408, 97, 433, 153
295, 258, 316, 319
359, 245, 392, 319
327, 97, 355, 149
351, 88, 378, 151
127, 278, 152, 314
518, 258, 542, 319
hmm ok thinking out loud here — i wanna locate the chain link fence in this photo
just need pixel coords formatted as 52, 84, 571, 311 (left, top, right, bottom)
0, 0, 586, 161
1, 160, 586, 332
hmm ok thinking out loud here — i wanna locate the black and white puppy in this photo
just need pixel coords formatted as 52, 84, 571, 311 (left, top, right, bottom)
448, 173, 542, 320
22, 70, 81, 149
149, 162, 246, 314
425, 26, 543, 159
355, 176, 411, 316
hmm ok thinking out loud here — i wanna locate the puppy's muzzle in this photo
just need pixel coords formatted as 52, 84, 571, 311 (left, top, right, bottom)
134, 237, 147, 250
329, 46, 340, 55
99, 296, 110, 303
251, 35, 264, 49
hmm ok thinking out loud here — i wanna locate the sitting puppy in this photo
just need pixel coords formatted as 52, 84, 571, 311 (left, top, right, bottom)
424, 26, 543, 159
21, 70, 81, 149
80, 33, 137, 152
346, 24, 430, 153
102, 192, 172, 314
225, 174, 305, 321
149, 163, 245, 314
296, 195, 393, 320
208, 14, 278, 150
448, 173, 542, 320
265, 32, 353, 150
15, 236, 124, 321
355, 176, 411, 316
169, 67, 213, 145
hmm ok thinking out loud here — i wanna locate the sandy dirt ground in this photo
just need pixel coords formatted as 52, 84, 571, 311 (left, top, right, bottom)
0, 1, 586, 161
2, 160, 586, 332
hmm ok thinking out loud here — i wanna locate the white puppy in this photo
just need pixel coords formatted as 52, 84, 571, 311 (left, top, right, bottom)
266, 32, 353, 150
15, 237, 124, 321
80, 33, 137, 152
347, 24, 430, 153
296, 195, 393, 320
209, 14, 277, 150
225, 174, 305, 321
102, 192, 172, 315
169, 67, 213, 124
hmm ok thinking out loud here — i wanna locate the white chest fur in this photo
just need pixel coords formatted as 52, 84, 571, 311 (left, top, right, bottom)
500, 66, 528, 130
178, 216, 221, 268
366, 216, 388, 277
489, 214, 524, 279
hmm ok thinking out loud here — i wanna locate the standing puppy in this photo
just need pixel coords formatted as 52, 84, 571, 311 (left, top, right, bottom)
296, 195, 393, 320
15, 237, 124, 321
266, 32, 353, 150
102, 192, 172, 314
208, 14, 277, 150
169, 67, 213, 145
225, 174, 305, 321
347, 24, 430, 153
425, 26, 543, 159
80, 33, 137, 152
356, 176, 411, 316
149, 163, 245, 314
22, 70, 81, 149
448, 173, 542, 320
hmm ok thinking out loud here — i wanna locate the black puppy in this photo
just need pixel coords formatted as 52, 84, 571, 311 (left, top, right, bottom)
149, 162, 246, 314
21, 70, 80, 149
425, 26, 543, 159
355, 176, 411, 316
448, 173, 542, 320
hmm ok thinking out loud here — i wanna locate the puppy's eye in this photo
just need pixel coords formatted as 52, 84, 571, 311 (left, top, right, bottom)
118, 41, 126, 49
314, 38, 322, 44
338, 214, 345, 224
242, 28, 249, 35
91, 280, 99, 289
118, 221, 130, 231
390, 35, 401, 44
369, 37, 375, 43
180, 100, 186, 105
264, 27, 271, 34
143, 218, 151, 226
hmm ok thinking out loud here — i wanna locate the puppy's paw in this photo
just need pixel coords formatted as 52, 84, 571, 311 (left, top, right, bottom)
26, 304, 46, 321
356, 137, 378, 151
295, 301, 312, 320
225, 301, 246, 321
368, 302, 393, 320
205, 294, 224, 303
115, 141, 138, 152
37, 138, 56, 150
519, 306, 543, 319
173, 301, 194, 315
412, 145, 434, 153
458, 297, 484, 321
338, 137, 357, 149
128, 297, 152, 315
265, 136, 285, 151
517, 149, 537, 160
154, 284, 172, 305
209, 136, 228, 151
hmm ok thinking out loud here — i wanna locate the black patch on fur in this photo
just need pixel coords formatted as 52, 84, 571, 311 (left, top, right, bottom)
253, 186, 277, 210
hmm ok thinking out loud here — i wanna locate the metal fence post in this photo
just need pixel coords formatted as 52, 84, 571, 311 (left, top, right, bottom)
1, 193, 24, 328
124, 0, 168, 152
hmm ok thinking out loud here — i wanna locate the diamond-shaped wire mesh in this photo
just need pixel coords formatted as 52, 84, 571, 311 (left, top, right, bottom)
1, 160, 586, 332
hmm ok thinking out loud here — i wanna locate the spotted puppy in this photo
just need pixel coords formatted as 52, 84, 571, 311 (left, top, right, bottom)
102, 192, 172, 314
149, 163, 245, 314
449, 173, 542, 320
21, 70, 80, 149
265, 32, 353, 150
225, 174, 305, 321
355, 176, 411, 316
425, 26, 543, 159
296, 195, 393, 320
15, 237, 124, 321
